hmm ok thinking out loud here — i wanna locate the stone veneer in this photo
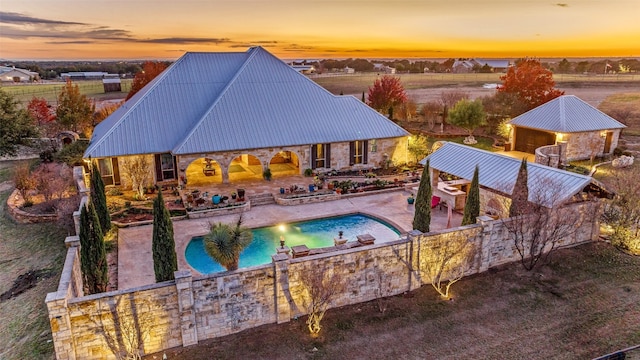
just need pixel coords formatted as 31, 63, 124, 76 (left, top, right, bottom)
564, 130, 621, 161
47, 199, 599, 359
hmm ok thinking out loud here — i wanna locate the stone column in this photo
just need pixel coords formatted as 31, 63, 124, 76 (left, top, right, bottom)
407, 230, 423, 291
174, 270, 198, 347
272, 253, 291, 324
557, 141, 568, 166
45, 292, 76, 360
476, 215, 494, 273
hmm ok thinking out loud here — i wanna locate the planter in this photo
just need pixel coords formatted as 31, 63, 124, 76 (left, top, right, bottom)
407, 197, 415, 204
309, 184, 315, 192
212, 195, 221, 204
280, 187, 285, 194
237, 189, 245, 201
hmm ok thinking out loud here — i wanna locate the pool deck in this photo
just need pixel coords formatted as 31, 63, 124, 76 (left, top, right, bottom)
117, 190, 462, 289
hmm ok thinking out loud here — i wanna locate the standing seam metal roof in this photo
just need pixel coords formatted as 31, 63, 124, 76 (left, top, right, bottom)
84, 47, 408, 158
507, 95, 626, 133
420, 142, 593, 206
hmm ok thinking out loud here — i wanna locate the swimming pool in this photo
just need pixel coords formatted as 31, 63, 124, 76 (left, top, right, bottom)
185, 214, 401, 274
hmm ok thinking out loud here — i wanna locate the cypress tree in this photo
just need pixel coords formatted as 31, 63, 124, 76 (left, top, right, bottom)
152, 190, 178, 282
462, 165, 480, 226
79, 203, 108, 294
412, 160, 432, 232
509, 158, 529, 217
361, 92, 365, 102
90, 163, 111, 233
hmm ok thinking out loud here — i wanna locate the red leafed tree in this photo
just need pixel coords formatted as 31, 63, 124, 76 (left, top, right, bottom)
126, 61, 169, 100
367, 75, 408, 118
498, 59, 564, 112
27, 97, 55, 126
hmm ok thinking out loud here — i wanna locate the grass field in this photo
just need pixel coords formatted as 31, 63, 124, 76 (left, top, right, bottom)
152, 242, 640, 360
0, 79, 133, 103
0, 188, 67, 360
311, 72, 640, 97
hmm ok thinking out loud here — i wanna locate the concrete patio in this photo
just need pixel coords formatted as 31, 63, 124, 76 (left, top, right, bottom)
117, 182, 463, 290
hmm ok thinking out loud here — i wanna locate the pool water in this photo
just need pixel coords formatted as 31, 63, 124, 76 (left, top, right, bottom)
185, 214, 401, 274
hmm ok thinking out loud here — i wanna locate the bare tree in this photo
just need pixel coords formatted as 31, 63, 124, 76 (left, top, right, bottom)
601, 106, 634, 126
584, 135, 604, 165
92, 295, 158, 360
13, 161, 35, 203
299, 265, 346, 337
601, 165, 640, 253
502, 177, 597, 270
374, 269, 393, 314
420, 231, 476, 299
119, 156, 152, 200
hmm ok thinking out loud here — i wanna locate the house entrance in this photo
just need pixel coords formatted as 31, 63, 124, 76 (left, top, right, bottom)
514, 128, 556, 153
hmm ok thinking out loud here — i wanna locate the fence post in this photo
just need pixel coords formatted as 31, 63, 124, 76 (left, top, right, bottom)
45, 292, 76, 360
174, 270, 198, 347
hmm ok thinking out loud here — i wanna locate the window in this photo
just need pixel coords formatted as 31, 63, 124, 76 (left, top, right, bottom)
350, 140, 368, 165
155, 153, 176, 181
97, 158, 120, 186
311, 144, 331, 169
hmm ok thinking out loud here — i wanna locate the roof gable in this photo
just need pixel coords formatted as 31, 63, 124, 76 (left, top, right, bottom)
85, 47, 408, 158
508, 95, 626, 133
420, 142, 593, 206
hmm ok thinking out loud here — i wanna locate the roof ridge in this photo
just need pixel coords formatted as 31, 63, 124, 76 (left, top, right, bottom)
85, 55, 187, 157
172, 47, 259, 154
558, 96, 567, 132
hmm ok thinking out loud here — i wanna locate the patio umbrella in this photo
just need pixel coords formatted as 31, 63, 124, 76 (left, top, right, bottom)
446, 204, 453, 229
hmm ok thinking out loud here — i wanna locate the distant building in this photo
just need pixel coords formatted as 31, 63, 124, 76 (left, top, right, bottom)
60, 72, 119, 80
0, 66, 40, 82
102, 75, 122, 92
452, 59, 511, 73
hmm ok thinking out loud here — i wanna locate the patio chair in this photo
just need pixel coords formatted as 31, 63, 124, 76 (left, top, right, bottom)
431, 195, 442, 210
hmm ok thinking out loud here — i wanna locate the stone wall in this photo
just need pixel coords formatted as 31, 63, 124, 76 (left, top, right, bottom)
565, 130, 621, 161
47, 201, 599, 359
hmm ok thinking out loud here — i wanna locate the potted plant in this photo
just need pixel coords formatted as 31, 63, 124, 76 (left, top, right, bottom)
407, 194, 415, 204
263, 168, 272, 181
231, 192, 237, 200
237, 188, 245, 201
304, 168, 314, 177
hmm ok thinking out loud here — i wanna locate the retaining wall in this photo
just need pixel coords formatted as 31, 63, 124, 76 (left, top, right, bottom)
47, 201, 599, 359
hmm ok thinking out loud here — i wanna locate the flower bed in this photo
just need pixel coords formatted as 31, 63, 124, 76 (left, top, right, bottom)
111, 206, 188, 228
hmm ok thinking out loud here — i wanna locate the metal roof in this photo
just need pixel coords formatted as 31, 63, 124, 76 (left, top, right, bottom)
85, 47, 408, 158
420, 142, 594, 206
508, 95, 626, 133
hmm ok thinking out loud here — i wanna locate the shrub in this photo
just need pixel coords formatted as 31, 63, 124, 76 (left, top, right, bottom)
613, 147, 626, 157
304, 168, 313, 177
54, 140, 89, 166
107, 187, 123, 196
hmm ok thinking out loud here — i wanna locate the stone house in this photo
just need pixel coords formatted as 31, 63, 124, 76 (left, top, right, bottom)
507, 95, 626, 162
421, 142, 610, 217
84, 46, 409, 187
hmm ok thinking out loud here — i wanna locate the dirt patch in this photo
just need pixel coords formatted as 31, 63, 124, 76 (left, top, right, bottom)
0, 269, 54, 302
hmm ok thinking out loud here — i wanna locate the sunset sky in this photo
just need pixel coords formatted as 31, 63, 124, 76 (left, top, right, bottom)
1, 0, 639, 60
